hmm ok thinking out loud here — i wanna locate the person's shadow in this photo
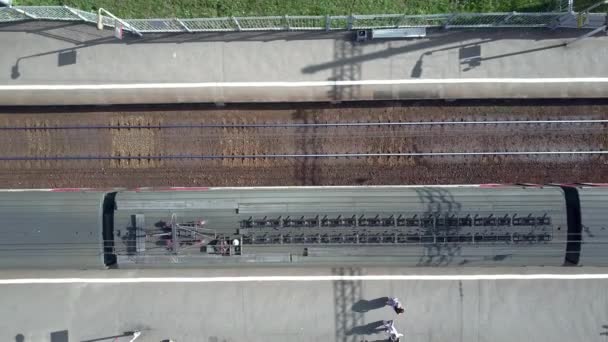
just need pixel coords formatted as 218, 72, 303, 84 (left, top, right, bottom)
347, 320, 386, 336
352, 297, 388, 313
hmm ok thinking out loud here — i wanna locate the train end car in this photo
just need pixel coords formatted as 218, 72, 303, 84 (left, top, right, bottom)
578, 185, 608, 266
0, 190, 107, 269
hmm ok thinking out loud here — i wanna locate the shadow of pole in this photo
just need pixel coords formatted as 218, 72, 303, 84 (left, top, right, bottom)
328, 36, 362, 102
333, 267, 363, 342
415, 188, 463, 266
9, 35, 115, 79
292, 109, 320, 185
303, 32, 497, 75
474, 42, 566, 63
303, 30, 571, 79
50, 330, 69, 342
81, 331, 138, 342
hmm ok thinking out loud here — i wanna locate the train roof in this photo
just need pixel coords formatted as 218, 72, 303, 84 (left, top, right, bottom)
113, 186, 568, 267
115, 186, 567, 214
0, 191, 105, 269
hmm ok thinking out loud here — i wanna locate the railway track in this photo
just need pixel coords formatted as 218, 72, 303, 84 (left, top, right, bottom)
0, 118, 605, 163
0, 103, 606, 188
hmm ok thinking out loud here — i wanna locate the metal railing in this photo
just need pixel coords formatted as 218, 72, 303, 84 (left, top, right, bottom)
0, 5, 606, 36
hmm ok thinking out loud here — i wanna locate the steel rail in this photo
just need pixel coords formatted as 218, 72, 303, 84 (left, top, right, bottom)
1, 129, 598, 138
1, 119, 607, 130
2, 150, 607, 161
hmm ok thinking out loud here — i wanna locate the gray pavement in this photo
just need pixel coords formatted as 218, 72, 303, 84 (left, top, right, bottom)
1, 267, 607, 342
1, 22, 608, 105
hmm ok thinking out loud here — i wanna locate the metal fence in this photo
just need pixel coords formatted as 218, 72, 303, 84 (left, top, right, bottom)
0, 5, 604, 36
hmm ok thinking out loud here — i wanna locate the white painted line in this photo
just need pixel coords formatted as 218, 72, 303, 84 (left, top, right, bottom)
0, 188, 114, 192
2, 78, 608, 91
0, 188, 125, 192
2, 274, 608, 284
0, 188, 54, 192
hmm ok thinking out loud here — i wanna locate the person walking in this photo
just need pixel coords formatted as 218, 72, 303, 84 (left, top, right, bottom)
383, 320, 404, 342
386, 297, 405, 315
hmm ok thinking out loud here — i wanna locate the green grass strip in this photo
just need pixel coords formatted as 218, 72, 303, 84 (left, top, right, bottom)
14, 0, 567, 18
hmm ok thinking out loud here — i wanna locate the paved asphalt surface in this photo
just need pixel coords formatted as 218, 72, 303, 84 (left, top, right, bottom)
2, 267, 607, 342
1, 23, 608, 104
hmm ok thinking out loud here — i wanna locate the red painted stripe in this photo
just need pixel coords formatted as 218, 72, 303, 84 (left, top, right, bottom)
556, 183, 579, 188
478, 183, 508, 188
168, 187, 209, 191
50, 188, 93, 192
50, 187, 124, 192
132, 187, 210, 192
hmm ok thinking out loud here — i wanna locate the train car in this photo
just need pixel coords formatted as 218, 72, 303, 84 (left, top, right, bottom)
0, 190, 106, 269
1, 185, 598, 269
109, 185, 570, 267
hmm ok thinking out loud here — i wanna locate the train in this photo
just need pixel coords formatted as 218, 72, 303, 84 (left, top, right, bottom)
1, 184, 606, 269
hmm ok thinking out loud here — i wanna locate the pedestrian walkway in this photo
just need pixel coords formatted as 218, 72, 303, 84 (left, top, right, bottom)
0, 21, 607, 105
1, 267, 607, 342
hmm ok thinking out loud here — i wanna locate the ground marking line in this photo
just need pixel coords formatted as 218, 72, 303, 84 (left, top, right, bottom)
2, 78, 608, 90
2, 274, 608, 284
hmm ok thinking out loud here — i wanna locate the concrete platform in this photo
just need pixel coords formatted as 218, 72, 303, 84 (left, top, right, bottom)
0, 22, 608, 105
1, 267, 608, 342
